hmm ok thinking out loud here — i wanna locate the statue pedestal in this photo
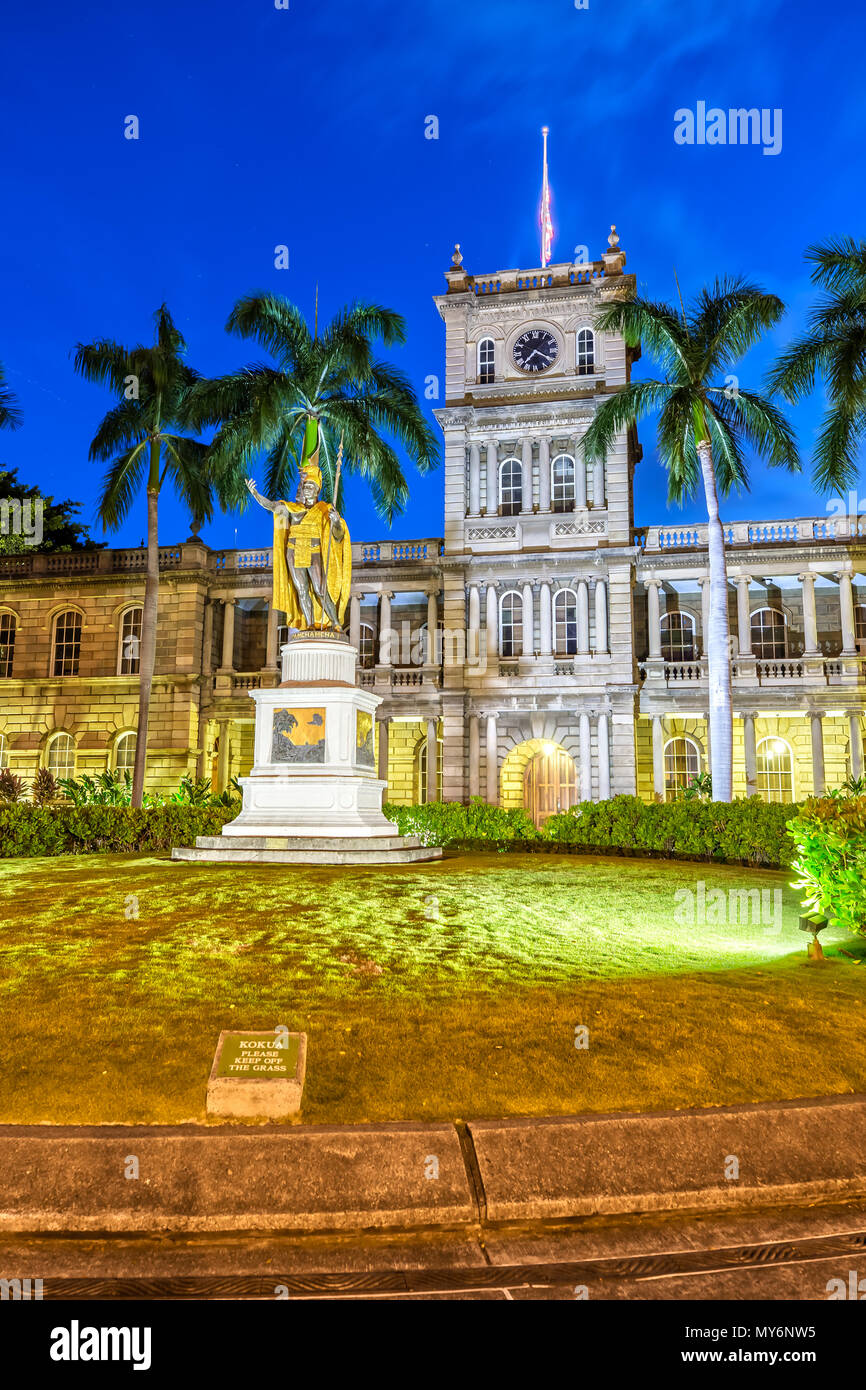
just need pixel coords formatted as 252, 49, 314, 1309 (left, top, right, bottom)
172, 634, 441, 866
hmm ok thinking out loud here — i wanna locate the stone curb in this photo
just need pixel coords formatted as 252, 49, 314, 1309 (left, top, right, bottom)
0, 1094, 863, 1234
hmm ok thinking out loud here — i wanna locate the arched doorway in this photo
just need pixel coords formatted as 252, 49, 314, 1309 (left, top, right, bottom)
523, 745, 578, 827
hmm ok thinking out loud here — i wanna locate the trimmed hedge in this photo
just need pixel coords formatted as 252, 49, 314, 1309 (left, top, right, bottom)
0, 804, 237, 858
385, 794, 798, 868
788, 795, 866, 936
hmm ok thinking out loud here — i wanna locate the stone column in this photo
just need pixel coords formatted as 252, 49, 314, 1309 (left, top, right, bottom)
426, 718, 438, 802
539, 582, 553, 657
201, 599, 214, 675
521, 583, 534, 658
646, 579, 662, 659
469, 442, 481, 516
378, 591, 393, 666
266, 603, 280, 668
349, 593, 361, 652
811, 712, 826, 795
652, 714, 665, 800
579, 712, 592, 801
485, 713, 498, 805
485, 439, 498, 516
521, 438, 532, 514
576, 580, 590, 655
799, 572, 819, 655
485, 582, 498, 660
592, 457, 605, 508
839, 572, 857, 654
468, 715, 480, 798
538, 437, 551, 513
699, 578, 711, 659
597, 713, 611, 800
468, 584, 480, 660
743, 710, 758, 797
426, 590, 438, 665
736, 575, 752, 656
220, 599, 236, 671
594, 578, 608, 655
574, 438, 587, 509
377, 716, 389, 785
849, 711, 863, 779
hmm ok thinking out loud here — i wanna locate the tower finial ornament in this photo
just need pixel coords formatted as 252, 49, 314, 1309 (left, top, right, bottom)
451, 243, 463, 266
608, 224, 620, 248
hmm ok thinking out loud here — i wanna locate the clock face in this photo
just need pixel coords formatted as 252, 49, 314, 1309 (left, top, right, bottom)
512, 328, 559, 374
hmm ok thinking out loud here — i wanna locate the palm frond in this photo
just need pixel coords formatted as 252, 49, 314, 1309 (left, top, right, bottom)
0, 364, 22, 429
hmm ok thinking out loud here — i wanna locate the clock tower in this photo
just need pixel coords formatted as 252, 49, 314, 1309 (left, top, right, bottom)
432, 229, 642, 810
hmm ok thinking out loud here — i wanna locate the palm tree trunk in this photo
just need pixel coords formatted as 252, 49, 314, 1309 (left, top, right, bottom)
697, 440, 733, 802
131, 445, 160, 808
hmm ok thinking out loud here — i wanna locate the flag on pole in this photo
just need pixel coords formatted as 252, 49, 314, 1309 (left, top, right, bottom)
540, 126, 554, 268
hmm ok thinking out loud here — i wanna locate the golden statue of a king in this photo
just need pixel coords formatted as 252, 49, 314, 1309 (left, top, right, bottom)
245, 432, 351, 632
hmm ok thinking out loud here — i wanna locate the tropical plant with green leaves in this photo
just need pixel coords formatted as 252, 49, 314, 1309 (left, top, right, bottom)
0, 363, 22, 430
57, 770, 134, 806
187, 295, 439, 520
767, 237, 866, 491
73, 305, 213, 807
582, 278, 802, 801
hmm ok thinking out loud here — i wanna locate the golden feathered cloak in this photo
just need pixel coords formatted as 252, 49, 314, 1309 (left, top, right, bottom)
272, 500, 352, 630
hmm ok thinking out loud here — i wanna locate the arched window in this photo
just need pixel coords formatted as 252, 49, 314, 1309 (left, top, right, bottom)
756, 736, 794, 803
0, 732, 8, 770
477, 338, 495, 385
114, 731, 136, 773
358, 623, 375, 669
499, 458, 522, 516
554, 589, 578, 655
118, 606, 142, 675
664, 736, 701, 799
551, 454, 575, 513
415, 734, 443, 803
576, 328, 595, 375
750, 607, 786, 660
0, 612, 16, 678
53, 610, 82, 676
500, 590, 523, 658
660, 611, 696, 662
855, 603, 866, 649
46, 732, 75, 780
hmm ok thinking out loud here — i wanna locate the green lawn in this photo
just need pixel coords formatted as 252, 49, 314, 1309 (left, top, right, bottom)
0, 852, 863, 1125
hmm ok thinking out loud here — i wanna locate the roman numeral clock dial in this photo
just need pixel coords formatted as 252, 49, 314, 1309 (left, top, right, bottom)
512, 328, 559, 373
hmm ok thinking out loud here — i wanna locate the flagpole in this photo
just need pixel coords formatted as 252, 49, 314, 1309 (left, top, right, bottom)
540, 125, 552, 268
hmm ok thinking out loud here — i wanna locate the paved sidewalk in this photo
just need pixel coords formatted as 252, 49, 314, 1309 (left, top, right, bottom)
0, 1093, 864, 1235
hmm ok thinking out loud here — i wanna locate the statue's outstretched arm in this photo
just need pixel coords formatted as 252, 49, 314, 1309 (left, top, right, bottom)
245, 478, 288, 521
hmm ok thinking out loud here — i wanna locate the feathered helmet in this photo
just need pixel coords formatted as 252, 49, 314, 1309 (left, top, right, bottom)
298, 455, 322, 494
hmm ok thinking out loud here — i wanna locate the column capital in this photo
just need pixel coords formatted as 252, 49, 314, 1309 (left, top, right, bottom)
797, 571, 816, 585
736, 573, 752, 587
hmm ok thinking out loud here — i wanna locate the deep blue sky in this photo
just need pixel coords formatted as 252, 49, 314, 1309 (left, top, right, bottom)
2, 0, 864, 550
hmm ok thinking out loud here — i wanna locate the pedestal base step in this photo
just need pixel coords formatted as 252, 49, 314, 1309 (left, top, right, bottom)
171, 835, 442, 867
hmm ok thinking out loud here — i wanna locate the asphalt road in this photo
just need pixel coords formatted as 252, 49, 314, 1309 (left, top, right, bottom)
3, 1196, 866, 1301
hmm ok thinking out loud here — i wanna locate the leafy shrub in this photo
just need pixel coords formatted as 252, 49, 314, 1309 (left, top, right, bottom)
787, 795, 866, 937
0, 769, 27, 803
31, 768, 57, 806
543, 796, 796, 867
57, 770, 133, 806
0, 804, 237, 858
384, 797, 537, 847
385, 795, 796, 867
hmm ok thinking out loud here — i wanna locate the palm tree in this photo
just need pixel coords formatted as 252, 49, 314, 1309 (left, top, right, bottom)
0, 363, 22, 430
767, 237, 866, 493
73, 305, 212, 807
188, 294, 439, 519
582, 278, 800, 802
